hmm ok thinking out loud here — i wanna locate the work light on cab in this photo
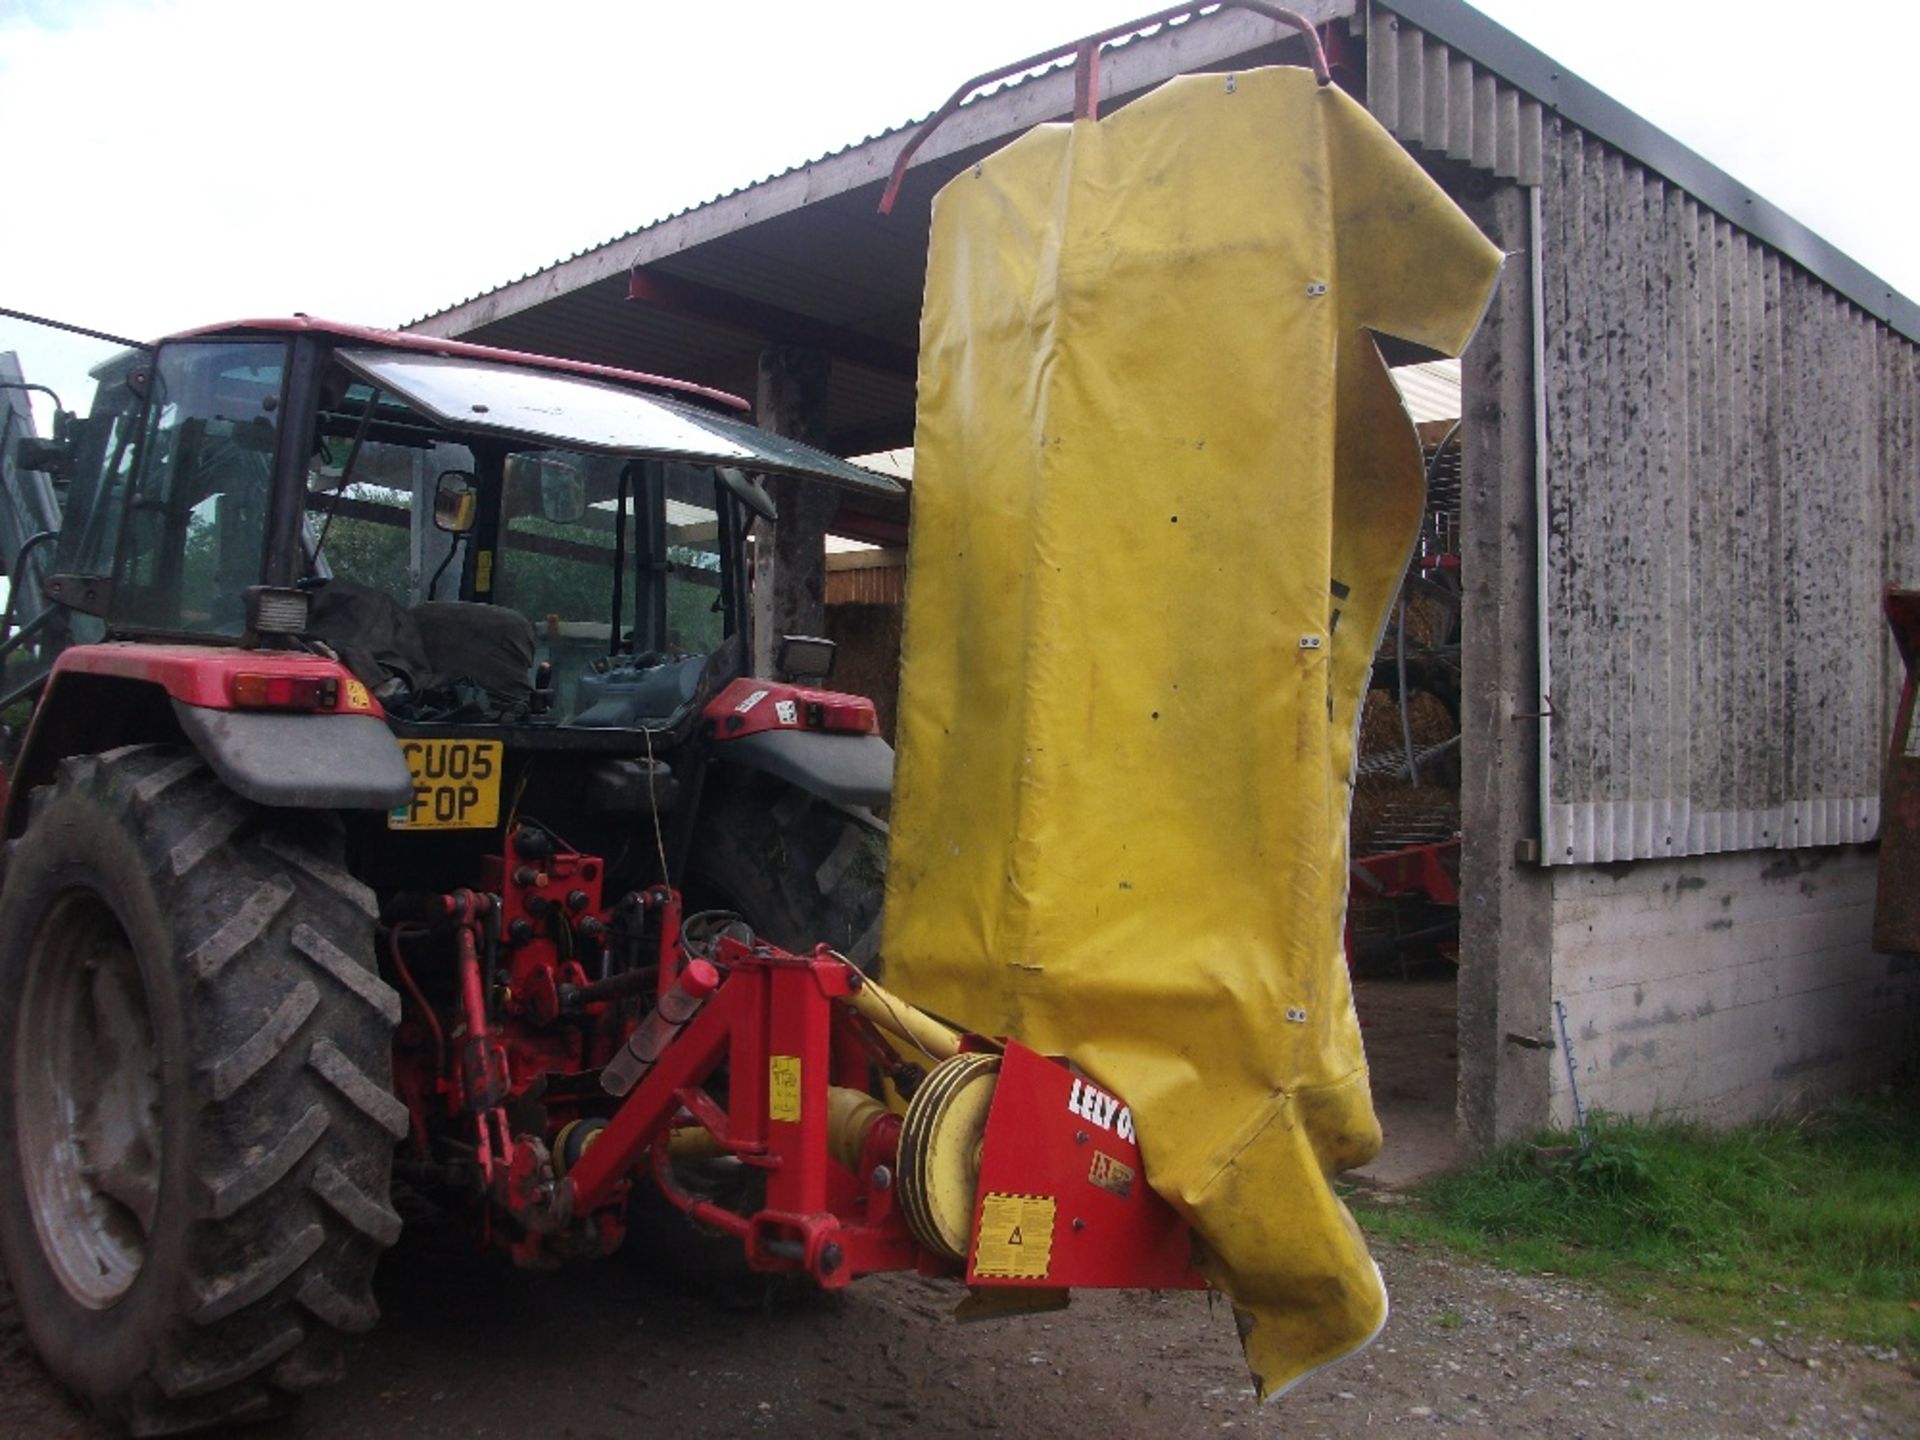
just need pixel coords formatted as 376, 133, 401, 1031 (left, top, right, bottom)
241, 583, 311, 639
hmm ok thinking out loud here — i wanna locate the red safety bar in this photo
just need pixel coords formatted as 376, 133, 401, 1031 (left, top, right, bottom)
879, 2, 1333, 214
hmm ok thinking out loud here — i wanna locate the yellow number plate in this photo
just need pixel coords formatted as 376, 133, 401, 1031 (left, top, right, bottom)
388, 739, 503, 831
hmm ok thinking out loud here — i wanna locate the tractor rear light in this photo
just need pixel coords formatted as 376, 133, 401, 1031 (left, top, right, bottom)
229, 672, 339, 711
812, 697, 877, 734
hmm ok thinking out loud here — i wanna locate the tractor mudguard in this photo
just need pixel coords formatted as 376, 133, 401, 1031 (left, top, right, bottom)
3, 648, 416, 835
701, 677, 894, 809
711, 728, 893, 810
171, 699, 414, 810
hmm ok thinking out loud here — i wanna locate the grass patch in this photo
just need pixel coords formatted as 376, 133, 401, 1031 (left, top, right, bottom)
1355, 1092, 1920, 1350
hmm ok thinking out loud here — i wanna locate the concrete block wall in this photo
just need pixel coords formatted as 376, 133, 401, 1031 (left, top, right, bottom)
1549, 847, 1919, 1126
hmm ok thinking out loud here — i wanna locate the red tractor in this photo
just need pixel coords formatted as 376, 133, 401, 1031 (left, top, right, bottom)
0, 318, 1199, 1433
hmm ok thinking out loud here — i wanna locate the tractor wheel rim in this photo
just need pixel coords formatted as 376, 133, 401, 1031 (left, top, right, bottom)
17, 892, 163, 1308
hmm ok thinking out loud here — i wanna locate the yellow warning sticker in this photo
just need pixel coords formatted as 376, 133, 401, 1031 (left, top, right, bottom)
973, 1192, 1056, 1279
768, 1055, 801, 1123
344, 679, 373, 712
475, 549, 494, 594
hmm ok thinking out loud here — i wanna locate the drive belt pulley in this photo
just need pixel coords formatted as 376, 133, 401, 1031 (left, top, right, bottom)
895, 1051, 1001, 1262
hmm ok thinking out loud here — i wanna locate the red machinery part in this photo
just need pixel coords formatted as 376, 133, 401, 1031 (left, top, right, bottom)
560, 936, 919, 1286
1351, 838, 1460, 908
441, 890, 511, 1186
483, 833, 608, 1032
555, 931, 1204, 1295
1345, 837, 1462, 971
483, 829, 627, 1102
600, 958, 719, 1096
877, 2, 1332, 213
703, 676, 879, 738
391, 832, 627, 1202
392, 868, 1205, 1298
46, 642, 378, 714
967, 1043, 1202, 1291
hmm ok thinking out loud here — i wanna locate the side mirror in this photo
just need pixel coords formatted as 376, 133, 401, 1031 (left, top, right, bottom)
541, 465, 586, 524
433, 470, 477, 533
719, 466, 777, 524
505, 453, 586, 524
14, 435, 73, 479
777, 635, 836, 682
12, 405, 79, 479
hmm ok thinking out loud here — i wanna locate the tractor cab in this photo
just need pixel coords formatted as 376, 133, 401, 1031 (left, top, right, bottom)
42, 320, 894, 729
11, 319, 899, 913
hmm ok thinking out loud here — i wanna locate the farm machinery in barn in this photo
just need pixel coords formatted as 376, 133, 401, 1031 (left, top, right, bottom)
0, 315, 1201, 1433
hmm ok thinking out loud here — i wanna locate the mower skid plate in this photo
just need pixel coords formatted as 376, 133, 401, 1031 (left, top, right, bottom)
966, 1043, 1202, 1291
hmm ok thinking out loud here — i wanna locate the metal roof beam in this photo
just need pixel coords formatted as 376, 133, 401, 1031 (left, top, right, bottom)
828, 506, 910, 547
826, 416, 917, 460
628, 267, 917, 379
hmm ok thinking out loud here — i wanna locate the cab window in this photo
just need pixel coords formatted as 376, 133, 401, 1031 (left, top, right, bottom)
110, 341, 286, 635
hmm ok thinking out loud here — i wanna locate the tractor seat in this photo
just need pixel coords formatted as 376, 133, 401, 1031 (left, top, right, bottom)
409, 601, 536, 711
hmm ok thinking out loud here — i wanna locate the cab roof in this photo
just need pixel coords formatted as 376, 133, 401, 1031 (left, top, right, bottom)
166, 316, 751, 414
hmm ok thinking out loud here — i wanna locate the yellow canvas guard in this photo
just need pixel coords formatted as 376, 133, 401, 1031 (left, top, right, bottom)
883, 65, 1502, 1397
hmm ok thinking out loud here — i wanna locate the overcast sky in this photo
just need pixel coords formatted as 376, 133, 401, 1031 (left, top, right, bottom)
3, 0, 1915, 428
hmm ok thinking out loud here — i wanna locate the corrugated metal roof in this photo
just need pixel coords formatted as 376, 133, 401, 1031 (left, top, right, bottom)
405, 0, 1920, 469
408, 5, 1356, 338
407, 124, 919, 328
1390, 359, 1460, 426
405, 17, 1206, 329
850, 448, 914, 482
414, 0, 1920, 350
1382, 0, 1919, 343
403, 5, 1354, 455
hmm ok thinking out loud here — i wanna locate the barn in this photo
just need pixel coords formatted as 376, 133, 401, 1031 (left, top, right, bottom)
407, 0, 1920, 1154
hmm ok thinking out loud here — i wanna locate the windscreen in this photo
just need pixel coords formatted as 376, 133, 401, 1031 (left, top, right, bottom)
306, 379, 744, 730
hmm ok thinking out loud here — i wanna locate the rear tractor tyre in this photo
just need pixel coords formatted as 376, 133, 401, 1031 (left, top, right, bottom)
686, 768, 889, 967
0, 745, 405, 1434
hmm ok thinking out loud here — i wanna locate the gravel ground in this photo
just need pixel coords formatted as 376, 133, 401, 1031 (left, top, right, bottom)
4, 1234, 1915, 1438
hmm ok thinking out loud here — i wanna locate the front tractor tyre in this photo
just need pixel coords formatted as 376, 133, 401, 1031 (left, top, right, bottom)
0, 746, 406, 1434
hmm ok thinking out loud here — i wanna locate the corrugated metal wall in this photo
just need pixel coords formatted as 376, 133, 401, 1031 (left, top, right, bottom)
1365, 6, 1541, 186
1366, 7, 1920, 866
1536, 120, 1920, 864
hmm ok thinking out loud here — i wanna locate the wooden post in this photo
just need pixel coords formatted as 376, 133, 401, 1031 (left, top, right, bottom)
754, 345, 837, 676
